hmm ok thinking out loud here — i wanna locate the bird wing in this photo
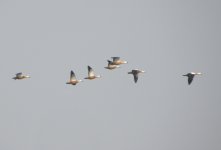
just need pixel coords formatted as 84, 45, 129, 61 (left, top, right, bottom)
188, 75, 194, 85
107, 60, 112, 65
70, 70, 77, 81
111, 57, 120, 62
16, 72, 22, 77
133, 73, 138, 83
88, 66, 95, 77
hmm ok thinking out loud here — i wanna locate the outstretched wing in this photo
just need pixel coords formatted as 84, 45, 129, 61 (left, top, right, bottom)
70, 70, 77, 81
111, 57, 120, 62
16, 72, 22, 78
188, 75, 194, 85
133, 73, 138, 83
88, 66, 95, 77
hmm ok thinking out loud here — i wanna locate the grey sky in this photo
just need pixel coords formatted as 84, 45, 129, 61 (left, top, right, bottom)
0, 0, 220, 150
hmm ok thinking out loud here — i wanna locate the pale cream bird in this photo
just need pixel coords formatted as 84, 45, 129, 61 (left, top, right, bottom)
111, 57, 127, 65
104, 60, 120, 70
84, 66, 101, 80
12, 72, 30, 80
66, 70, 82, 85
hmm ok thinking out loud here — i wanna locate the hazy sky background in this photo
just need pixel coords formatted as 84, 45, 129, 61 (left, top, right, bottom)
0, 0, 220, 150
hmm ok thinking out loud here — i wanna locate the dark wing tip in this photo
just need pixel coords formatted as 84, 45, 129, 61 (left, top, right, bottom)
87, 66, 93, 73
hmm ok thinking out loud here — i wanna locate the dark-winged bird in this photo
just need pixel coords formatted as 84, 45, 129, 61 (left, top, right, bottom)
128, 69, 145, 83
183, 72, 202, 85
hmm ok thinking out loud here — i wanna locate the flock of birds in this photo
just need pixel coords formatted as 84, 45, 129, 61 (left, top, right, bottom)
12, 56, 202, 85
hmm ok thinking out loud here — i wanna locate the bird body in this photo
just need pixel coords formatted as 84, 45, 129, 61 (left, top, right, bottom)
183, 72, 202, 85
128, 69, 145, 83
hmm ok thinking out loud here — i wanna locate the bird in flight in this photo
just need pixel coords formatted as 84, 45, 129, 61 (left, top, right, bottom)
84, 66, 101, 80
12, 72, 30, 80
66, 70, 82, 85
104, 60, 120, 70
128, 69, 145, 83
183, 72, 202, 85
111, 57, 127, 65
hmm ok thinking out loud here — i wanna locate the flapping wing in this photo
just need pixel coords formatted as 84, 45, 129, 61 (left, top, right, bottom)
88, 66, 95, 77
107, 60, 112, 65
111, 57, 120, 62
188, 75, 194, 85
133, 73, 138, 83
70, 70, 77, 81
16, 72, 22, 78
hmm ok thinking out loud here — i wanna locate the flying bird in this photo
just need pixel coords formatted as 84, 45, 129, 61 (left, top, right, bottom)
128, 69, 145, 83
12, 72, 30, 80
183, 72, 202, 85
104, 60, 120, 70
84, 66, 101, 80
66, 70, 82, 85
111, 57, 127, 65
